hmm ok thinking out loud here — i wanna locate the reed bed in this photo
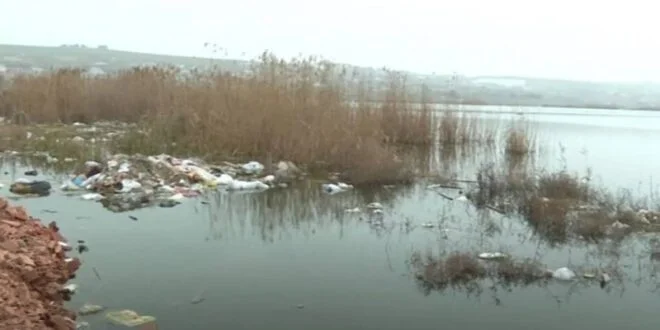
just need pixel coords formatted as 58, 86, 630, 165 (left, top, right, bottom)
0, 52, 526, 184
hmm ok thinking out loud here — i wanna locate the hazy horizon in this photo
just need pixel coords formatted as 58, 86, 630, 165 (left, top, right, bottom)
2, 0, 657, 83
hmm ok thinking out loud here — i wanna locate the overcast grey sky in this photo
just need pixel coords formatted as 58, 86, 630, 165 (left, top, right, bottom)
2, 0, 656, 82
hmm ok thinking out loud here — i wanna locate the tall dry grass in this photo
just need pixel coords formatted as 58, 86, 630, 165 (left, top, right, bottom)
0, 53, 439, 184
437, 109, 497, 146
0, 52, 519, 183
504, 118, 536, 157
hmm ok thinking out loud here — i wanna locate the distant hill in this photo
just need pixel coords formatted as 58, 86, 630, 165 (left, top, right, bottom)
0, 43, 247, 72
2, 44, 659, 110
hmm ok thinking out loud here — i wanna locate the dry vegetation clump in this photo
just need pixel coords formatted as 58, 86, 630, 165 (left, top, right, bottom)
573, 210, 618, 242
471, 162, 660, 243
411, 252, 552, 291
522, 197, 573, 244
472, 162, 534, 211
413, 252, 486, 289
0, 53, 444, 184
472, 163, 615, 243
504, 119, 535, 157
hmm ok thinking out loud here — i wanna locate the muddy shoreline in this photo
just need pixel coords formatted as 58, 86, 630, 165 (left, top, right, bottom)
0, 197, 81, 330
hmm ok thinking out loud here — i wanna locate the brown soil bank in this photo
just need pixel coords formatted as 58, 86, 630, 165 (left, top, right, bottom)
0, 198, 81, 330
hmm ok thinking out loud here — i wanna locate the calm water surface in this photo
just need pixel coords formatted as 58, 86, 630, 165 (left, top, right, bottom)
2, 106, 660, 330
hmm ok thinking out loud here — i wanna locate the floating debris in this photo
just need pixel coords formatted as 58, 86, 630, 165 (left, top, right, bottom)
190, 289, 206, 305
24, 170, 38, 176
92, 267, 102, 281
322, 182, 354, 195
62, 283, 78, 294
76, 321, 90, 330
551, 267, 576, 281
78, 303, 105, 316
600, 273, 611, 288
366, 202, 383, 210
158, 199, 180, 208
477, 252, 509, 260
105, 310, 158, 328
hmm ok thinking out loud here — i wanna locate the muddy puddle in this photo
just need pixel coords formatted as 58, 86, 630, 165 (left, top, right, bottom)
2, 107, 660, 330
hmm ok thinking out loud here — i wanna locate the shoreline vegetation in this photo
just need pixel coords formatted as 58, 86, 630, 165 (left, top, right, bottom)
1, 51, 659, 245
0, 52, 499, 185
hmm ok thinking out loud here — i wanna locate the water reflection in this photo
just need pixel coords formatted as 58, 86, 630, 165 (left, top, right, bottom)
199, 181, 418, 242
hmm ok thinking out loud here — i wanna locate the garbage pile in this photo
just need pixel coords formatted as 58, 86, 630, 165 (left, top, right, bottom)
57, 154, 304, 212
0, 197, 82, 330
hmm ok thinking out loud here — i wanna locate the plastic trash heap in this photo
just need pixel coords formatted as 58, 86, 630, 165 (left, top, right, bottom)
60, 154, 303, 212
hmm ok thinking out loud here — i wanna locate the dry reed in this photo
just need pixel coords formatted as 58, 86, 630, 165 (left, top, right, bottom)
0, 52, 519, 184
1, 54, 434, 182
504, 118, 535, 157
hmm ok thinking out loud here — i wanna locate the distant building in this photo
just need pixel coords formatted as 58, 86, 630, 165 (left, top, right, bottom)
86, 67, 106, 77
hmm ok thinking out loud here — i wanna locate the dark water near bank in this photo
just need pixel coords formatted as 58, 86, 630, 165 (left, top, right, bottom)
3, 106, 660, 329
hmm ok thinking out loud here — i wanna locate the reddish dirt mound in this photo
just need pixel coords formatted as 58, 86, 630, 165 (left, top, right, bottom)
0, 198, 81, 330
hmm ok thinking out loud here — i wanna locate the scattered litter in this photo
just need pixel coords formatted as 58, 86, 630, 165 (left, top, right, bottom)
296, 304, 305, 309
62, 283, 78, 294
105, 310, 157, 328
322, 182, 354, 195
58, 241, 73, 251
227, 180, 269, 191
477, 252, 509, 260
551, 267, 576, 281
421, 222, 435, 228
24, 170, 38, 176
600, 273, 611, 288
455, 192, 469, 202
344, 207, 361, 213
78, 303, 105, 316
77, 244, 89, 254
80, 193, 104, 201
9, 180, 52, 196
241, 161, 265, 175
76, 321, 90, 330
129, 216, 138, 221
190, 289, 206, 305
158, 199, 180, 208
168, 193, 185, 201
259, 174, 276, 184
366, 202, 383, 210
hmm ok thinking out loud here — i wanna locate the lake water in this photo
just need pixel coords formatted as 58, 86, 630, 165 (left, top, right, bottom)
3, 106, 660, 330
